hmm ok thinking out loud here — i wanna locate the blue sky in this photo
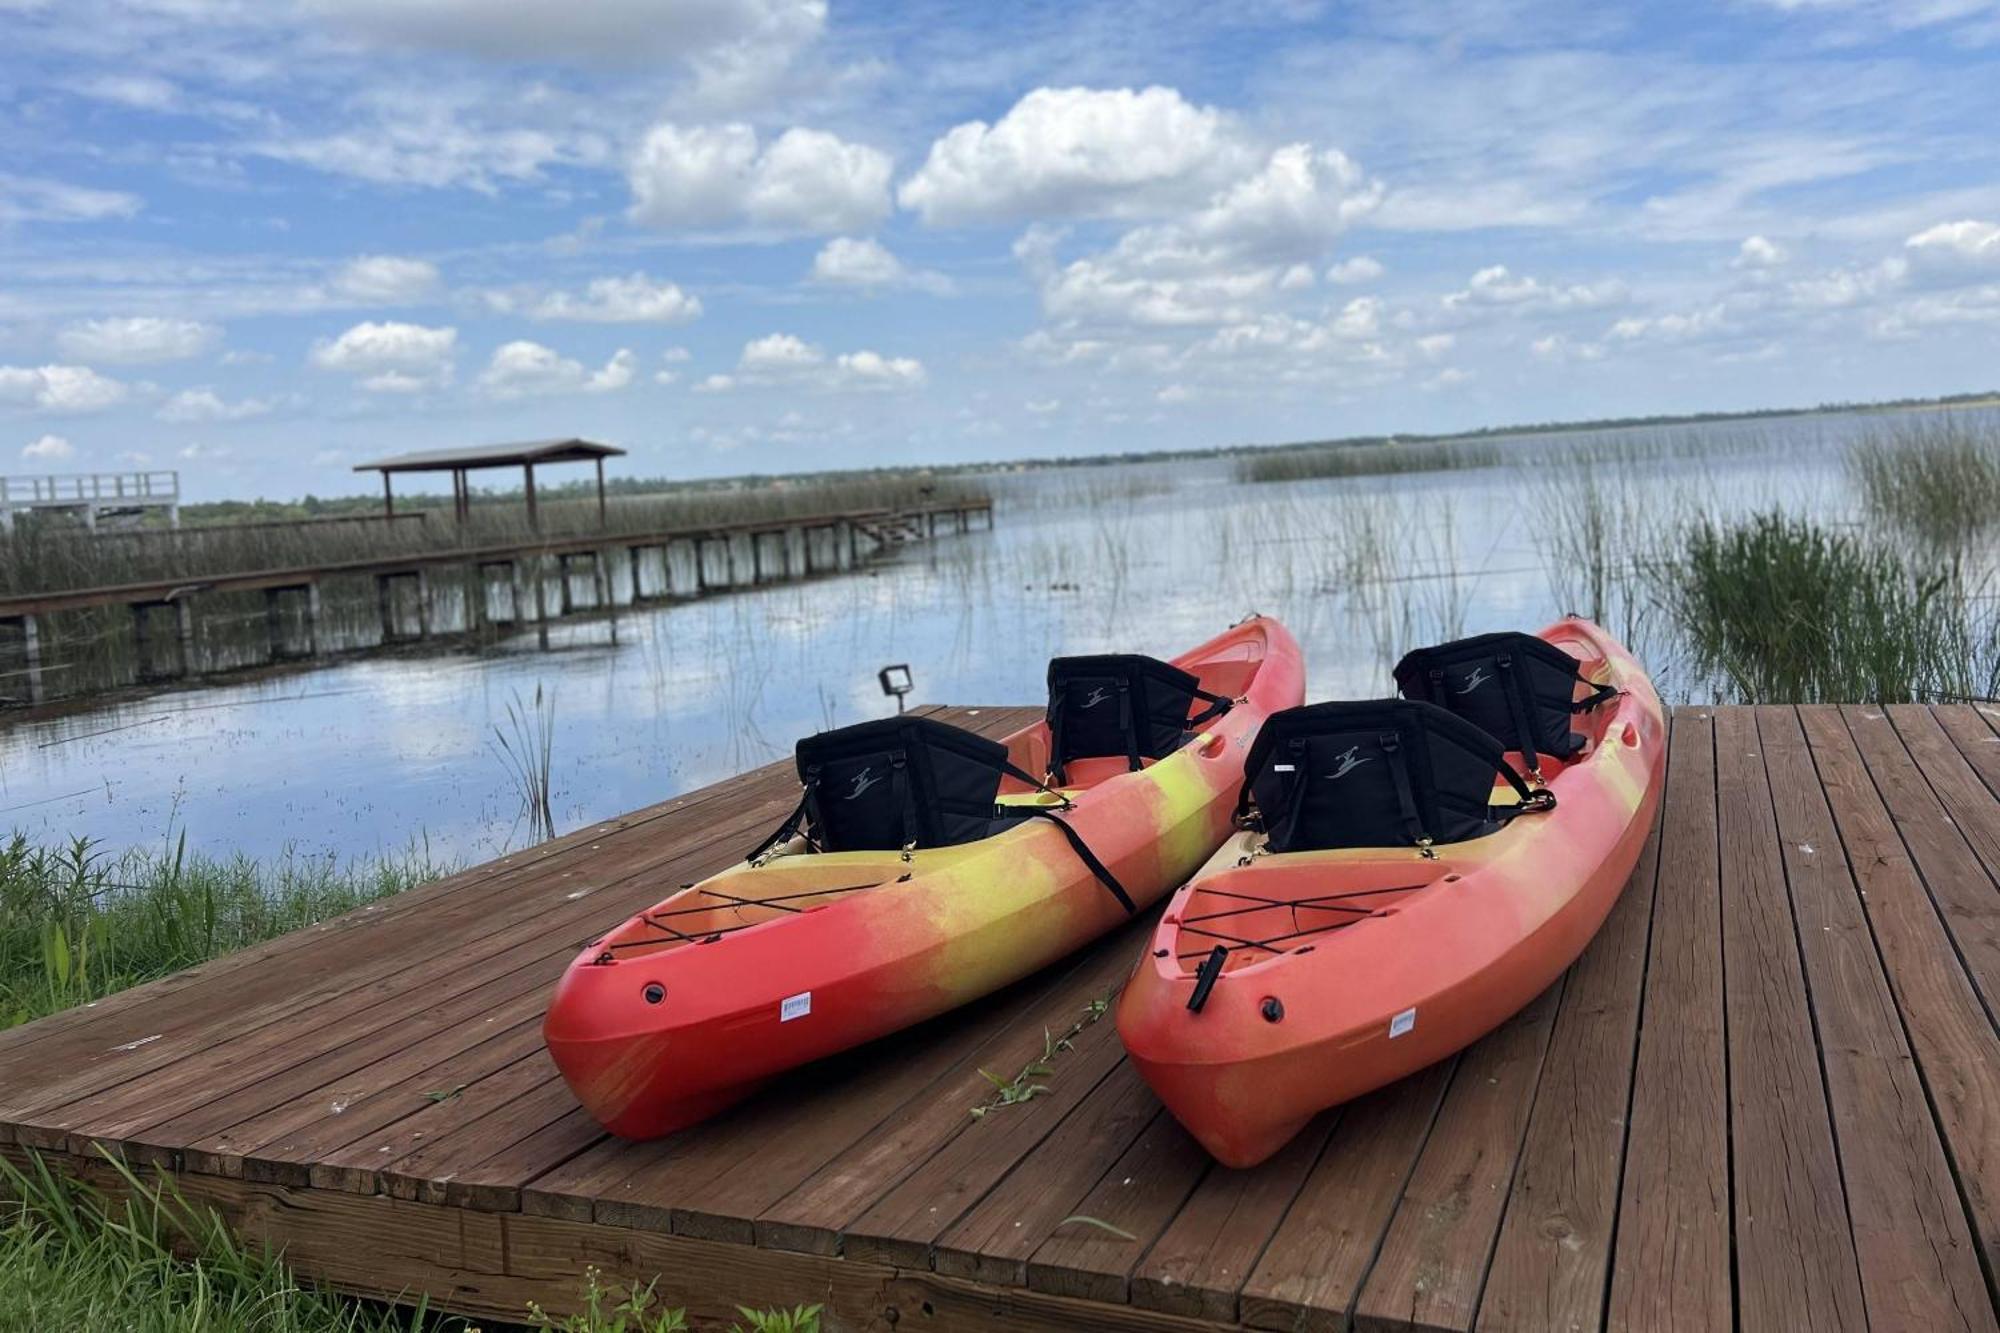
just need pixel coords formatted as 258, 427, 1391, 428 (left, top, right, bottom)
3, 0, 2000, 500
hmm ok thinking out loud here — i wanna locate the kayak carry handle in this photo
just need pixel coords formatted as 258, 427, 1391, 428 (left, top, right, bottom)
1187, 944, 1229, 1014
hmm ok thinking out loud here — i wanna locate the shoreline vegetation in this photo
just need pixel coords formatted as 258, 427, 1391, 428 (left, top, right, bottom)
0, 833, 823, 1333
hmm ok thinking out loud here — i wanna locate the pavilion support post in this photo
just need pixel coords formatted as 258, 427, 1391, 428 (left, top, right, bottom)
467, 567, 488, 633
557, 556, 575, 615
509, 560, 528, 625
265, 589, 284, 661
595, 457, 607, 528
415, 569, 432, 638
593, 549, 610, 611
695, 538, 710, 593
523, 463, 539, 532
382, 473, 395, 520
304, 582, 322, 655
377, 575, 395, 642
628, 547, 645, 604
532, 555, 549, 624
17, 614, 44, 705
844, 519, 858, 567
131, 605, 152, 680
174, 598, 195, 677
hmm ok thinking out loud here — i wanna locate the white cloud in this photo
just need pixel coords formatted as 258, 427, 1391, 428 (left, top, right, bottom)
1785, 257, 1907, 307
1011, 139, 1380, 329
0, 173, 140, 225
309, 320, 458, 392
710, 333, 924, 391
1025, 398, 1062, 415
1422, 367, 1472, 391
70, 74, 179, 111
1607, 303, 1731, 342
0, 364, 129, 414
304, 0, 826, 69
56, 316, 219, 364
1157, 384, 1191, 404
333, 255, 442, 303
1735, 235, 1788, 268
833, 350, 925, 387
627, 123, 891, 235
156, 388, 274, 424
741, 332, 823, 371
21, 433, 73, 461
533, 273, 702, 323
1325, 255, 1384, 284
809, 237, 953, 294
478, 341, 635, 397
1906, 219, 2000, 269
1444, 265, 1625, 311
900, 86, 1246, 226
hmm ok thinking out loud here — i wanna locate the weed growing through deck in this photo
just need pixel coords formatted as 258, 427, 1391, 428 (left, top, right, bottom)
526, 1266, 688, 1332
970, 994, 1111, 1118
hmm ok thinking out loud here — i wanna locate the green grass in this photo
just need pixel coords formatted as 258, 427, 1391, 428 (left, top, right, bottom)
0, 1151, 460, 1333
0, 832, 446, 1029
0, 836, 828, 1330
1660, 509, 1992, 703
1848, 417, 2000, 555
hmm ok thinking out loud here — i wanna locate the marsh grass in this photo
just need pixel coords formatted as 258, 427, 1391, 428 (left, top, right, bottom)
1659, 509, 1991, 703
1242, 438, 1504, 484
0, 1150, 459, 1333
0, 832, 445, 1027
490, 684, 559, 845
1849, 418, 2000, 556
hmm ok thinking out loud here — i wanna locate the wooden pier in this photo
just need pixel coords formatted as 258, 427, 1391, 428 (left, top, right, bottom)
0, 500, 991, 702
3, 703, 1998, 1332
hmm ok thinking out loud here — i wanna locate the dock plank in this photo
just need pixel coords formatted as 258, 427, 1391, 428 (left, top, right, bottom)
1802, 706, 2000, 1290
1713, 704, 1866, 1333
1238, 1060, 1456, 1333
1757, 706, 1993, 1331
1129, 1113, 1336, 1323
1350, 981, 1562, 1333
1474, 786, 1663, 1333
1837, 704, 2000, 1016
1605, 709, 1730, 1333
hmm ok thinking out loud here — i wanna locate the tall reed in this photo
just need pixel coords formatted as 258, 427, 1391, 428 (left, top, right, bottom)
1659, 509, 1987, 703
1847, 417, 2000, 556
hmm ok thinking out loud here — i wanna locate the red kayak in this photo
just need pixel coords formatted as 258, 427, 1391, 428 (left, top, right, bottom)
547, 616, 1304, 1138
1117, 618, 1664, 1166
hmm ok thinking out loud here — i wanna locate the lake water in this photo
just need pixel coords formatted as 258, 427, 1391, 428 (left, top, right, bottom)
0, 410, 1978, 867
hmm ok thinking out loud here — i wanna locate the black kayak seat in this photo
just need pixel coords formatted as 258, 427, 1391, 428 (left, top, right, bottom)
788, 715, 1019, 853
1393, 631, 1617, 775
1239, 699, 1547, 854
1045, 653, 1233, 783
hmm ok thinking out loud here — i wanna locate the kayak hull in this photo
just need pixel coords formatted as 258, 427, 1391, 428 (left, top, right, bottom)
1116, 617, 1665, 1168
547, 616, 1305, 1138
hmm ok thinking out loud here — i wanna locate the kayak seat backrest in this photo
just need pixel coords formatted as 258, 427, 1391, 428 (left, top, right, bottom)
794, 716, 1012, 852
1045, 653, 1232, 783
1393, 631, 1599, 771
1243, 700, 1527, 854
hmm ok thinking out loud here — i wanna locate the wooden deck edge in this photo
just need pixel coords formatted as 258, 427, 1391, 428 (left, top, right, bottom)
1, 1144, 1284, 1333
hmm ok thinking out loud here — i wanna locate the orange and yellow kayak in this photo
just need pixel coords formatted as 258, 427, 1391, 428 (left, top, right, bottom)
1116, 617, 1664, 1167
548, 615, 1305, 1138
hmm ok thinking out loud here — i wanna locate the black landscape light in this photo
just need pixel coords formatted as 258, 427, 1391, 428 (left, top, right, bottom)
878, 663, 914, 713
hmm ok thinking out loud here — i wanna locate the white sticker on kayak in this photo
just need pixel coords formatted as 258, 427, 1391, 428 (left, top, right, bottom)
1273, 763, 1296, 772
780, 991, 812, 1022
1389, 1007, 1417, 1039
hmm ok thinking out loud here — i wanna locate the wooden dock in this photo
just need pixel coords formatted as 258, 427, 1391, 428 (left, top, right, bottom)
0, 500, 991, 703
3, 703, 1998, 1332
